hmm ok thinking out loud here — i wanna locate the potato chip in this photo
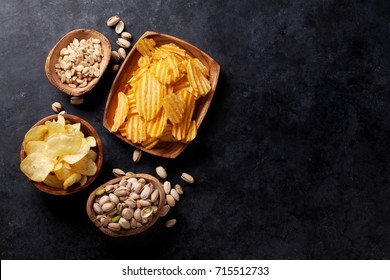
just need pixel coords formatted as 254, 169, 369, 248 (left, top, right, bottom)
136, 38, 156, 57
158, 124, 177, 142
182, 120, 197, 143
172, 90, 196, 140
24, 141, 47, 155
43, 174, 64, 188
86, 149, 97, 162
186, 58, 211, 97
54, 165, 75, 181
20, 152, 55, 182
125, 114, 147, 143
63, 173, 82, 190
62, 138, 90, 164
46, 134, 82, 157
86, 136, 96, 147
162, 93, 185, 124
52, 162, 63, 172
79, 175, 88, 186
146, 109, 168, 138
141, 137, 160, 150
70, 156, 97, 176
23, 125, 48, 148
111, 91, 129, 132
45, 121, 66, 139
134, 71, 164, 121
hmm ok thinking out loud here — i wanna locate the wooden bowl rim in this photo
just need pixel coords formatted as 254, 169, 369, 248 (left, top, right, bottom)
86, 173, 166, 237
20, 114, 104, 195
103, 31, 220, 159
45, 28, 112, 96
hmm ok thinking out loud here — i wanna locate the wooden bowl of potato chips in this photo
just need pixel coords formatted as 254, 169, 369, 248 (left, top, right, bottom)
103, 31, 220, 158
20, 114, 103, 195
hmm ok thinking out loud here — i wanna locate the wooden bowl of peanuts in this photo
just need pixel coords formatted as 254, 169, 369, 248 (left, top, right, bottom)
45, 29, 111, 96
86, 173, 166, 237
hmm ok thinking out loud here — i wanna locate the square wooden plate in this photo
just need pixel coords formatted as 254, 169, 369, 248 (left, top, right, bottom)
103, 31, 220, 158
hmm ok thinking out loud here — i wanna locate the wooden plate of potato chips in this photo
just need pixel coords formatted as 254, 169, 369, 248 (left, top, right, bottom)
103, 31, 220, 158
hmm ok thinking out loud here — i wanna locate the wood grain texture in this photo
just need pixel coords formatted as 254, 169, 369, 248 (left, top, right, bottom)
19, 114, 103, 195
86, 173, 165, 237
45, 29, 111, 96
103, 31, 220, 158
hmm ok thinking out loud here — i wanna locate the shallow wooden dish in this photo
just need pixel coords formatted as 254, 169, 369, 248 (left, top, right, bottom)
103, 31, 220, 158
20, 114, 103, 195
86, 173, 165, 237
45, 29, 111, 96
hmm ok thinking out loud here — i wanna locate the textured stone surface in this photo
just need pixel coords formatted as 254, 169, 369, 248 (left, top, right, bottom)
1, 0, 390, 259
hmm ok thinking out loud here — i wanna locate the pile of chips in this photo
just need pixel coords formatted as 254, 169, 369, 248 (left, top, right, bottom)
110, 38, 211, 149
20, 115, 98, 189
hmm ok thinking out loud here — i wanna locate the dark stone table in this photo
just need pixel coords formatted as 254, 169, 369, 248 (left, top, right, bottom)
1, 0, 389, 259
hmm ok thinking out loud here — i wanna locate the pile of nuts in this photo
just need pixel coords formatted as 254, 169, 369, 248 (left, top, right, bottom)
106, 15, 132, 72
93, 177, 162, 231
109, 165, 193, 230
55, 37, 103, 88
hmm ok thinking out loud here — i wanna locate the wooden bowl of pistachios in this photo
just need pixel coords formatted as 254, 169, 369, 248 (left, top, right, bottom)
45, 29, 112, 96
86, 173, 166, 237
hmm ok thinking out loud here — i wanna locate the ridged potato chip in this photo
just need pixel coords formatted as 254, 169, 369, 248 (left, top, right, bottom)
162, 93, 185, 124
172, 90, 196, 140
182, 120, 197, 143
136, 37, 156, 57
125, 114, 147, 143
146, 109, 168, 138
111, 91, 129, 132
134, 70, 164, 121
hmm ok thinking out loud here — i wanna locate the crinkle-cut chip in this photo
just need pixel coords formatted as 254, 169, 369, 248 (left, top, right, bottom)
186, 58, 211, 97
70, 156, 97, 176
146, 109, 168, 138
136, 38, 156, 57
134, 71, 164, 121
129, 66, 148, 86
43, 174, 64, 188
192, 58, 209, 76
159, 124, 178, 142
46, 134, 82, 157
118, 125, 127, 137
111, 91, 129, 132
162, 93, 185, 124
125, 114, 147, 143
172, 90, 196, 140
138, 55, 151, 68
173, 77, 192, 93
86, 136, 96, 147
182, 120, 197, 143
150, 55, 181, 85
20, 153, 55, 182
62, 138, 90, 164
63, 173, 82, 189
23, 125, 48, 148
141, 137, 159, 150
155, 43, 186, 58
54, 165, 75, 181
86, 149, 97, 162
126, 91, 136, 107
25, 141, 47, 155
